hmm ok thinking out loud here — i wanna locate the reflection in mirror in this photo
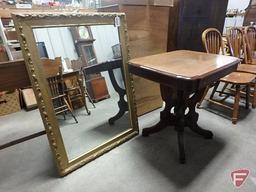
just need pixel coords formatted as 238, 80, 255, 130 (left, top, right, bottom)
33, 25, 130, 160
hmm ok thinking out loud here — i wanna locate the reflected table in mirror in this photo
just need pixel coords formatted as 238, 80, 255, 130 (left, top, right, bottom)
128, 50, 240, 163
83, 58, 128, 125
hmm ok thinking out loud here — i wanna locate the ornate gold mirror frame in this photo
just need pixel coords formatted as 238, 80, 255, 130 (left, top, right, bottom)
12, 12, 139, 176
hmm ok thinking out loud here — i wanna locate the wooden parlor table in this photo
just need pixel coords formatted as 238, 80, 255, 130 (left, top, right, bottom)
128, 50, 240, 163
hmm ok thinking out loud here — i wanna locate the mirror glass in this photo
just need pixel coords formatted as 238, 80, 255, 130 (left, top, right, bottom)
32, 25, 131, 161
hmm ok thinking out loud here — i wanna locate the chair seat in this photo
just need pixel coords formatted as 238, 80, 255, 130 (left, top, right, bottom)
220, 72, 256, 84
237, 64, 256, 74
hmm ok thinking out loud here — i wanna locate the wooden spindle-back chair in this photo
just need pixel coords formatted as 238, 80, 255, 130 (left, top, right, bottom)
227, 27, 245, 59
227, 27, 256, 108
64, 71, 92, 115
244, 26, 256, 64
200, 28, 255, 124
41, 57, 78, 123
202, 28, 225, 55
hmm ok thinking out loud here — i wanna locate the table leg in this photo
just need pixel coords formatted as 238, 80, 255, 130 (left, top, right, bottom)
108, 69, 128, 124
174, 90, 186, 163
142, 85, 213, 163
142, 85, 176, 136
185, 88, 213, 139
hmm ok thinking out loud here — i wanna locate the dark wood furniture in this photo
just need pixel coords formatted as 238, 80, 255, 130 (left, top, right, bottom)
200, 28, 255, 124
0, 59, 30, 91
83, 59, 127, 124
128, 50, 240, 163
85, 76, 110, 103
244, 0, 256, 26
167, 0, 228, 52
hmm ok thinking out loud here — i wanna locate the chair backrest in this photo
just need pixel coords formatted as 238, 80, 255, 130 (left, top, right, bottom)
244, 26, 256, 64
226, 27, 245, 59
41, 57, 62, 78
71, 58, 84, 71
202, 28, 224, 55
43, 57, 64, 98
47, 75, 62, 98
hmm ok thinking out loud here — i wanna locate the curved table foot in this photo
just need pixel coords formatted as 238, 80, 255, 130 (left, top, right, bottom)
108, 107, 127, 125
142, 120, 170, 137
189, 125, 213, 139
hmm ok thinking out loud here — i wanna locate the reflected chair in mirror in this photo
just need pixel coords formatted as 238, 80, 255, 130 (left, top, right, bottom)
199, 28, 255, 124
70, 58, 95, 108
64, 72, 91, 115
41, 57, 60, 78
41, 57, 78, 123
227, 27, 256, 108
244, 26, 256, 65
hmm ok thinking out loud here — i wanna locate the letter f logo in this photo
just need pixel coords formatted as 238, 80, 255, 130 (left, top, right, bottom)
231, 169, 250, 188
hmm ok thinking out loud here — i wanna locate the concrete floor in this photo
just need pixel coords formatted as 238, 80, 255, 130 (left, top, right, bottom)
0, 99, 256, 192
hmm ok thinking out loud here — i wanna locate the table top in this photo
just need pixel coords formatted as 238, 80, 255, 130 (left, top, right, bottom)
129, 50, 240, 91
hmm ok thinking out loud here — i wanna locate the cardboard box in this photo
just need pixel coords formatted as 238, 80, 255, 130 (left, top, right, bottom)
21, 88, 37, 110
0, 90, 21, 116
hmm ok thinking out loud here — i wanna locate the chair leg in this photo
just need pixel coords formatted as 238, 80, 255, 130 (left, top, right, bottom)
196, 85, 209, 108
85, 89, 96, 108
82, 96, 91, 115
70, 110, 78, 123
219, 82, 229, 97
245, 85, 250, 109
210, 81, 220, 100
67, 95, 73, 111
64, 98, 78, 123
252, 82, 256, 109
232, 85, 241, 124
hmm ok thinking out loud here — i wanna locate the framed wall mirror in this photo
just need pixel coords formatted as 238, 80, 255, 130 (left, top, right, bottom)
12, 12, 139, 176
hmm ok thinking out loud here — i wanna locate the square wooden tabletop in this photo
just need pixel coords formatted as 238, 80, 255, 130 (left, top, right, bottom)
128, 50, 240, 91
129, 50, 240, 80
